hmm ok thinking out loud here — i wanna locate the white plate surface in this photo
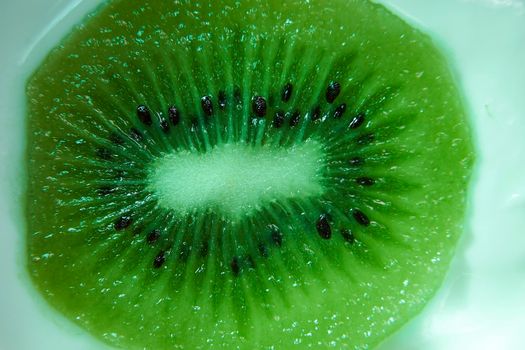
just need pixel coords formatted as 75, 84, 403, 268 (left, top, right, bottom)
0, 1, 524, 349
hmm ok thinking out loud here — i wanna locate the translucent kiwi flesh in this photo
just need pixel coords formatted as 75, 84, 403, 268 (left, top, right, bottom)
25, 0, 475, 349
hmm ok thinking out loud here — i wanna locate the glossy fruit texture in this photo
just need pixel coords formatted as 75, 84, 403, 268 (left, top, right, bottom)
25, 0, 474, 349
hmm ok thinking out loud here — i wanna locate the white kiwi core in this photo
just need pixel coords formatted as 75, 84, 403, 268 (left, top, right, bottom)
147, 140, 326, 216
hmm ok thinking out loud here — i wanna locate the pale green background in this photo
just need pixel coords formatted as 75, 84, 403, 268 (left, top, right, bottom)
0, 0, 523, 349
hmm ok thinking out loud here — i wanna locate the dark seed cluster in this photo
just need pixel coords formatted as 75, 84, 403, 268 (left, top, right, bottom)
349, 112, 365, 129
341, 229, 356, 244
168, 106, 180, 125
356, 177, 375, 186
153, 250, 166, 268
96, 78, 379, 276
281, 82, 293, 102
97, 186, 116, 196
229, 255, 257, 276
137, 105, 153, 126
352, 209, 370, 227
289, 111, 300, 127
273, 111, 285, 128
201, 95, 214, 116
230, 257, 240, 276
147, 229, 161, 244
333, 103, 347, 119
114, 215, 132, 231
316, 214, 332, 239
119, 80, 370, 143
160, 118, 170, 133
311, 106, 321, 121
326, 81, 341, 103
111, 219, 292, 277
257, 242, 269, 258
252, 96, 267, 117
270, 225, 283, 247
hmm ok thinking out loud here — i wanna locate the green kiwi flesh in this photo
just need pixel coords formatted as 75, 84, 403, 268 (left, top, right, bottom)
25, 0, 475, 349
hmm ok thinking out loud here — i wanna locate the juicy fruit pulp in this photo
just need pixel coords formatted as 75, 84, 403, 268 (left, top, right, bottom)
25, 0, 475, 349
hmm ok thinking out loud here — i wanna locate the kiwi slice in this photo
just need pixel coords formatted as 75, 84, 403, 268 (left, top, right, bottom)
25, 0, 475, 349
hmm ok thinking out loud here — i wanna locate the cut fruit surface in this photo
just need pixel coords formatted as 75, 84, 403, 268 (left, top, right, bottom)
25, 0, 475, 349
148, 141, 325, 216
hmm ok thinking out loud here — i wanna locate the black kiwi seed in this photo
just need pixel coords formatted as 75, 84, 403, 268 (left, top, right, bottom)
168, 106, 180, 126
352, 209, 370, 227
349, 112, 365, 129
129, 128, 143, 142
349, 156, 364, 167
341, 229, 356, 244
273, 111, 285, 128
311, 106, 322, 121
159, 118, 170, 133
356, 177, 375, 186
281, 82, 293, 102
153, 250, 166, 269
270, 225, 283, 247
218, 90, 226, 110
201, 95, 214, 116
333, 103, 347, 119
147, 229, 161, 244
136, 105, 152, 126
257, 242, 269, 258
95, 147, 113, 161
230, 257, 240, 276
114, 215, 132, 231
316, 214, 332, 239
288, 111, 300, 127
252, 96, 267, 117
326, 81, 341, 103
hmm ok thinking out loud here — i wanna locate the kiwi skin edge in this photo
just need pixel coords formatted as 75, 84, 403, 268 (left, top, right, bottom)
24, 0, 475, 349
